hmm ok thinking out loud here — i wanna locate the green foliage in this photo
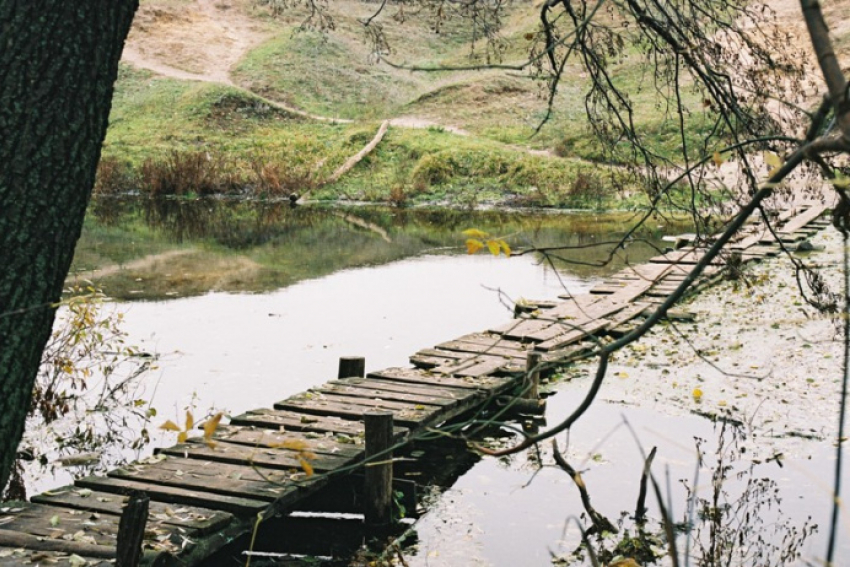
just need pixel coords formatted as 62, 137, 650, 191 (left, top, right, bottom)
14, 286, 155, 492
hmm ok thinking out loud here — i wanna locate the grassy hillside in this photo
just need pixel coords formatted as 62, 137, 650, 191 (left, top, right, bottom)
101, 63, 641, 208
107, 0, 843, 207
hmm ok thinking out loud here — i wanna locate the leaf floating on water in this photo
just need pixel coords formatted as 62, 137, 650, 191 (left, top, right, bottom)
692, 388, 704, 402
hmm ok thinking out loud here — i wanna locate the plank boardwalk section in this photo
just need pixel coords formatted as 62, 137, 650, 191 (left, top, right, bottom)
0, 203, 830, 565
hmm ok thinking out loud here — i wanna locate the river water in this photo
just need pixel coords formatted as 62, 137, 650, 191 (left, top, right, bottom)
34, 199, 845, 565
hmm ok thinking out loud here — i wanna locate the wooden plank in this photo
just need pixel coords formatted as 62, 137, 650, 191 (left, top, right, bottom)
0, 503, 176, 562
411, 348, 525, 373
648, 249, 726, 266
74, 475, 269, 516
158, 440, 355, 472
0, 503, 121, 547
411, 352, 464, 369
542, 341, 596, 363
0, 549, 112, 566
523, 317, 599, 342
229, 408, 408, 439
534, 318, 613, 351
368, 367, 513, 393
435, 339, 529, 361
588, 286, 621, 295
451, 332, 530, 354
779, 204, 827, 234
206, 426, 363, 459
490, 317, 552, 338
275, 393, 438, 427
449, 356, 512, 378
103, 457, 325, 515
315, 382, 460, 407
31, 488, 232, 535
604, 301, 652, 329
543, 267, 669, 322
107, 457, 305, 502
0, 527, 118, 559
332, 376, 477, 401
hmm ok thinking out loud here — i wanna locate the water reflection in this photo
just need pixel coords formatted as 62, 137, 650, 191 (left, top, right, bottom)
71, 197, 687, 301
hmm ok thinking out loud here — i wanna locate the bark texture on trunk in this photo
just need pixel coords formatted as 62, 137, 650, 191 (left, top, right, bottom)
0, 0, 138, 492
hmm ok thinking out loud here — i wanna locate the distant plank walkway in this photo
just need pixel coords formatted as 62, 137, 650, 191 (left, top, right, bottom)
0, 203, 830, 565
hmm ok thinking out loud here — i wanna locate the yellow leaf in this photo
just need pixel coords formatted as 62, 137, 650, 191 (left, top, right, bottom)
692, 388, 703, 402
462, 228, 489, 239
298, 456, 314, 477
500, 240, 511, 257
764, 152, 782, 169
487, 240, 501, 256
269, 439, 309, 451
712, 151, 724, 167
205, 440, 218, 449
466, 239, 484, 254
177, 432, 188, 444
160, 420, 181, 432
185, 411, 194, 432
203, 412, 223, 440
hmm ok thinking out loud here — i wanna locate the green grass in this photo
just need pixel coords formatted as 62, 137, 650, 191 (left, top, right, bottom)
104, 0, 734, 208
102, 63, 645, 208
231, 28, 420, 119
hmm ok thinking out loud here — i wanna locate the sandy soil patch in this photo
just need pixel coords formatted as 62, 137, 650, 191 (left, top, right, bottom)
123, 0, 270, 83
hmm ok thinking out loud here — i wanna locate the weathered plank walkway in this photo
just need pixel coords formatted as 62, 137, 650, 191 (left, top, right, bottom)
0, 203, 830, 565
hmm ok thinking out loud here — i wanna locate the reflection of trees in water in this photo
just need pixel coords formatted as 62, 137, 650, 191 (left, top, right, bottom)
142, 198, 212, 243
89, 198, 686, 275
89, 195, 132, 226
137, 198, 324, 248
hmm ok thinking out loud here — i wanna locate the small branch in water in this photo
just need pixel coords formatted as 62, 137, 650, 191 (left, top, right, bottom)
634, 446, 657, 525
552, 439, 617, 535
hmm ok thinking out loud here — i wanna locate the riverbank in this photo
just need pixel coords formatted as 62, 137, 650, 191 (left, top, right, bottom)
558, 224, 844, 462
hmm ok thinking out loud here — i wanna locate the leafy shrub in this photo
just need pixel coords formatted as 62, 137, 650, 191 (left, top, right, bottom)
93, 157, 137, 196
140, 150, 240, 197
410, 153, 458, 186
5, 287, 155, 499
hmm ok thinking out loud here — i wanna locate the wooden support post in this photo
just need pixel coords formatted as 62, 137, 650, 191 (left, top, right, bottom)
524, 351, 542, 400
117, 491, 149, 567
364, 410, 393, 525
339, 356, 366, 379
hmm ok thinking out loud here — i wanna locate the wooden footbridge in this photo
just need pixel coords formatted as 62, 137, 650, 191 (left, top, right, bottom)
0, 203, 831, 565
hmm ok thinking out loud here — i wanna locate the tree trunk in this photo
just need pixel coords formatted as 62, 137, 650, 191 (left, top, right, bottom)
0, 0, 138, 492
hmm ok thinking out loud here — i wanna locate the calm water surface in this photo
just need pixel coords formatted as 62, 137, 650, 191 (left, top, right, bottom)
49, 199, 844, 565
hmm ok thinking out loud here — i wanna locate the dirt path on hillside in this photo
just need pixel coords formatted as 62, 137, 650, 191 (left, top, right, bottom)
122, 0, 266, 84
120, 0, 529, 143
